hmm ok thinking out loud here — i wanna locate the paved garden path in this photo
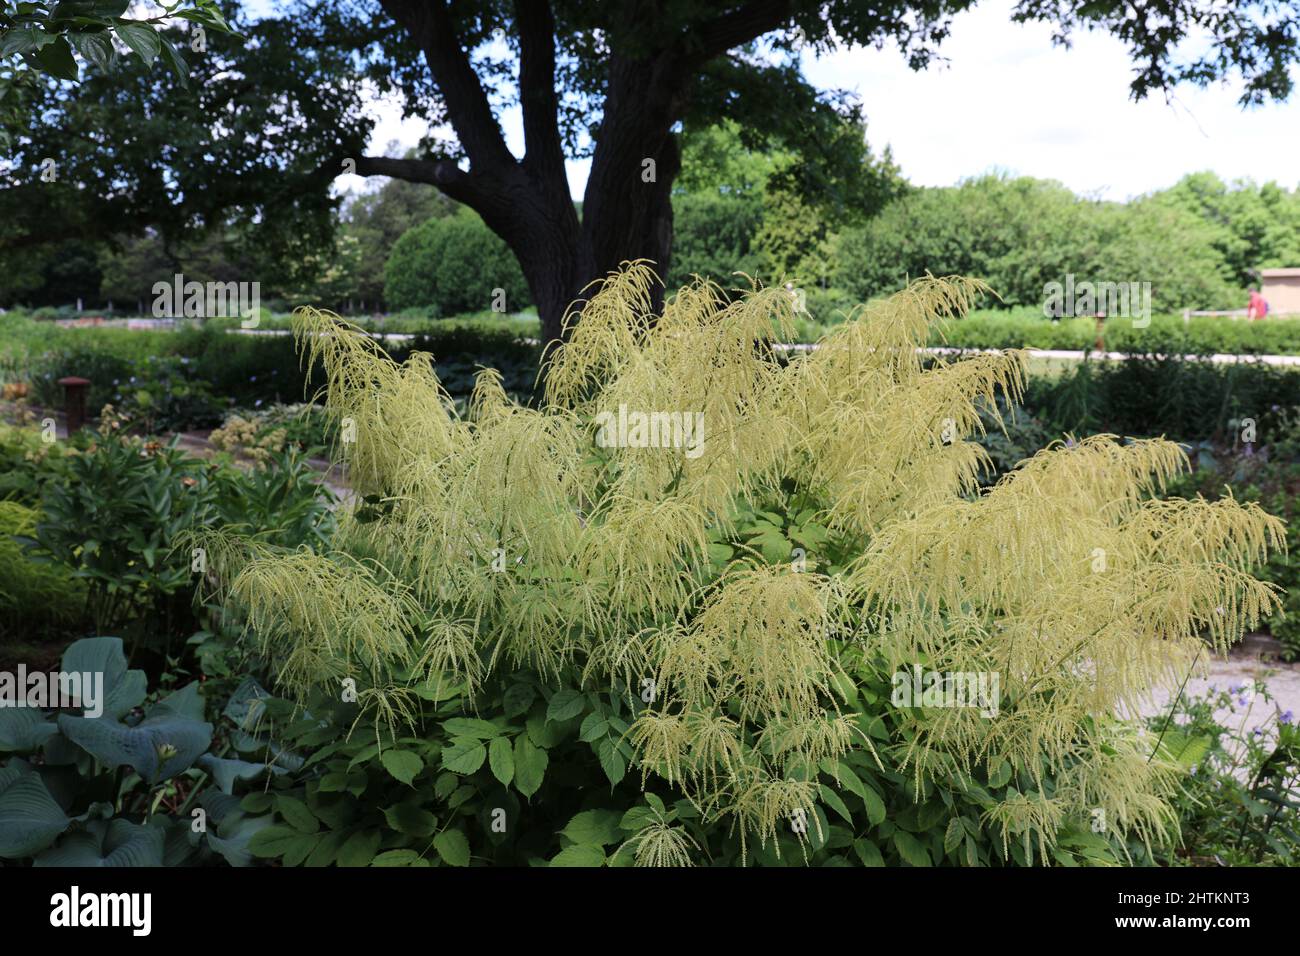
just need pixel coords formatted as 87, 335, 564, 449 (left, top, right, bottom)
1138, 639, 1300, 737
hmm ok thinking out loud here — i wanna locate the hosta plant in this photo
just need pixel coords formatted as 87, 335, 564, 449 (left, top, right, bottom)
0, 637, 291, 867
198, 265, 1283, 866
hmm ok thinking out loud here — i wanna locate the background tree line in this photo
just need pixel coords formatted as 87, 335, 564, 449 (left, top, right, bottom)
5, 120, 1299, 316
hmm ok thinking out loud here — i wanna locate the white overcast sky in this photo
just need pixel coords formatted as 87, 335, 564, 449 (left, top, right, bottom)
343, 0, 1300, 201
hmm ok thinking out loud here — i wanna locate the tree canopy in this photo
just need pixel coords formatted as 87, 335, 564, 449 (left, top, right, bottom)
4, 1, 1300, 339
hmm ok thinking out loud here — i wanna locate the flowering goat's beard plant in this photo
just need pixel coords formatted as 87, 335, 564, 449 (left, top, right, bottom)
201, 263, 1283, 863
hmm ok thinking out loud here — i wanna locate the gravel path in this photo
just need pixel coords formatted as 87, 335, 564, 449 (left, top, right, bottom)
1139, 639, 1300, 736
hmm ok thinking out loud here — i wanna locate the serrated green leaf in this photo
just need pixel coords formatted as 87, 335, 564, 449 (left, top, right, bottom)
560, 809, 622, 847
433, 828, 470, 866
513, 735, 547, 798
274, 795, 319, 834
442, 717, 502, 739
336, 829, 381, 867
893, 830, 931, 867
488, 736, 513, 786
441, 738, 486, 775
546, 689, 586, 722
550, 844, 604, 867
380, 749, 423, 785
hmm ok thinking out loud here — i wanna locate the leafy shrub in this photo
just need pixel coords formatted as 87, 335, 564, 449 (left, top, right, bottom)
23, 435, 221, 655
19, 429, 334, 662
935, 310, 1300, 357
0, 500, 85, 640
1148, 683, 1299, 866
667, 192, 763, 291
0, 423, 76, 506
1021, 356, 1300, 442
1165, 407, 1300, 659
196, 269, 1281, 866
209, 403, 335, 461
107, 354, 227, 435
833, 173, 1240, 311
384, 209, 531, 315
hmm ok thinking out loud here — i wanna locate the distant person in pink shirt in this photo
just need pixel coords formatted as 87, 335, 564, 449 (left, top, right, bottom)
1247, 287, 1269, 320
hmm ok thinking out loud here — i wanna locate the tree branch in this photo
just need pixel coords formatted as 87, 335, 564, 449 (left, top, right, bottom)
351, 155, 482, 205
378, 0, 517, 174
515, 0, 566, 182
681, 0, 796, 69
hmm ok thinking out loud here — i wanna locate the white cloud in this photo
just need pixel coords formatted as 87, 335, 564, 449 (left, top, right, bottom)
800, 0, 1300, 199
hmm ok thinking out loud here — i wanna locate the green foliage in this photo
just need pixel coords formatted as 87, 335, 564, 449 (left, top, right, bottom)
340, 173, 457, 308
1154, 172, 1300, 290
0, 638, 303, 867
13, 426, 334, 660
1148, 684, 1300, 865
0, 637, 221, 866
937, 309, 1300, 357
197, 270, 1281, 865
0, 499, 84, 636
1022, 356, 1300, 443
0, 1, 233, 85
0, 421, 75, 505
208, 403, 335, 461
105, 354, 226, 435
833, 174, 1241, 312
668, 192, 763, 291
384, 209, 531, 315
23, 435, 220, 646
1165, 407, 1300, 659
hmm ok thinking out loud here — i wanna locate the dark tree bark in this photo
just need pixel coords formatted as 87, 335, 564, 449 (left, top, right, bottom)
361, 0, 792, 347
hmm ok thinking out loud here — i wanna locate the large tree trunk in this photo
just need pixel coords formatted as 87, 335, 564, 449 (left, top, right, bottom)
507, 122, 679, 351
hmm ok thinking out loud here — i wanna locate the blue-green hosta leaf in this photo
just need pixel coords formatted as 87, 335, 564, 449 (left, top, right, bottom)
35, 818, 164, 867
206, 812, 275, 868
0, 771, 70, 858
0, 708, 58, 753
60, 636, 147, 719
197, 754, 285, 795
57, 712, 212, 784
222, 677, 272, 732
152, 681, 206, 721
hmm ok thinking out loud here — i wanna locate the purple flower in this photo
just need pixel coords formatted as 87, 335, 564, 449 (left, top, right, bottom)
1281, 710, 1294, 725
1237, 699, 1248, 708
